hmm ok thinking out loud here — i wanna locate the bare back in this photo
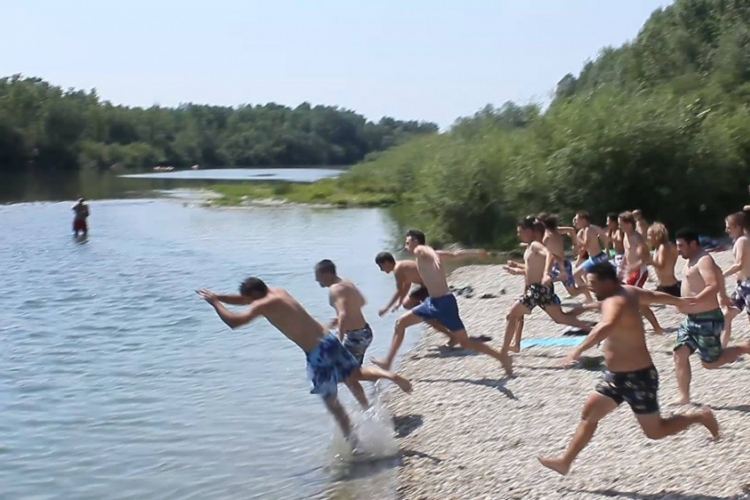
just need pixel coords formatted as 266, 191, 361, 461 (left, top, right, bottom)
652, 242, 678, 285
523, 242, 547, 286
256, 288, 328, 352
329, 278, 368, 331
680, 253, 721, 313
731, 236, 750, 281
543, 230, 566, 261
395, 260, 424, 286
414, 245, 450, 297
600, 287, 654, 372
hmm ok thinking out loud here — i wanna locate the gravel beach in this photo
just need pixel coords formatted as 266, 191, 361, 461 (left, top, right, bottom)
386, 250, 750, 500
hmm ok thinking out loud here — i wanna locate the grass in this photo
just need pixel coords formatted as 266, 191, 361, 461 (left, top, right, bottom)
208, 176, 409, 208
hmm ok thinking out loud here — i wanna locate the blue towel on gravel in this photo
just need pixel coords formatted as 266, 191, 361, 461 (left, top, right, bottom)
520, 337, 583, 348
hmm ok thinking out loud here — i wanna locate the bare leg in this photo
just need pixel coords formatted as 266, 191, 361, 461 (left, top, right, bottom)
538, 391, 618, 475
636, 406, 720, 440
641, 306, 664, 335
371, 311, 423, 370
355, 366, 413, 394
323, 394, 352, 438
702, 341, 750, 369
544, 305, 593, 331
451, 329, 512, 376
510, 317, 524, 353
722, 307, 740, 348
671, 346, 692, 405
344, 379, 370, 409
573, 267, 594, 303
501, 301, 529, 374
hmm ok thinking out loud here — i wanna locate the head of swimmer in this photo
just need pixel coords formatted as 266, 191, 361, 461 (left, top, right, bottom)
618, 211, 636, 234
586, 261, 620, 301
238, 277, 269, 303
516, 217, 540, 243
725, 212, 747, 239
314, 259, 338, 287
675, 228, 701, 259
647, 222, 669, 249
404, 229, 426, 254
573, 211, 589, 229
375, 251, 396, 273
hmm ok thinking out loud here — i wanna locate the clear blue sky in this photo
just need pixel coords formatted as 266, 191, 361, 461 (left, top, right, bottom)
0, 0, 673, 129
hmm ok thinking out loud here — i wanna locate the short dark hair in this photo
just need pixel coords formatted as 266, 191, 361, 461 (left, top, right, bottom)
726, 212, 747, 229
518, 216, 537, 230
618, 211, 636, 226
239, 277, 268, 297
576, 210, 589, 221
537, 212, 559, 230
675, 228, 700, 245
406, 229, 426, 245
587, 261, 618, 282
315, 259, 337, 275
375, 251, 396, 265
607, 212, 618, 222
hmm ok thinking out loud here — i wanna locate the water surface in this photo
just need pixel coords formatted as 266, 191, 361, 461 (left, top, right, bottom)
0, 195, 412, 499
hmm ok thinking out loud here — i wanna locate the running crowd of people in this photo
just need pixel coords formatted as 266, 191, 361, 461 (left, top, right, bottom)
196, 206, 750, 472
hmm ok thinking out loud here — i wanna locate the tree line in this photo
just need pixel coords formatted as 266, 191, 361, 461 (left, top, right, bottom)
0, 75, 438, 172
341, 0, 750, 247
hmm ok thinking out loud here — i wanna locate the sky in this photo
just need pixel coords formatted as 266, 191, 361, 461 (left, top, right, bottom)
0, 0, 674, 129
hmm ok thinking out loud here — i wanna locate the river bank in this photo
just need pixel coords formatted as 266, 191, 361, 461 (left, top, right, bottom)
386, 251, 750, 500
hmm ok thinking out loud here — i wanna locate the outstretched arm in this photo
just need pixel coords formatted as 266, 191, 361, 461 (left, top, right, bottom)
436, 249, 489, 260
197, 289, 262, 329
634, 287, 689, 307
210, 293, 249, 306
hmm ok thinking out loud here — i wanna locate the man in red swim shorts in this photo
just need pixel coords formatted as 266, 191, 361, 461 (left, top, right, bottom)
72, 197, 90, 236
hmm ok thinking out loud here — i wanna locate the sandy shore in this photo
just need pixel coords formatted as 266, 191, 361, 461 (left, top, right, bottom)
387, 251, 750, 500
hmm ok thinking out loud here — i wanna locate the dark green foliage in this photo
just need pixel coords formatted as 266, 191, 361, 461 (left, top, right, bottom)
0, 75, 438, 171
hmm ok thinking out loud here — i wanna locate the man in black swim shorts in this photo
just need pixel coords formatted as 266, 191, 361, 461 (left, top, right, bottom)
538, 262, 720, 476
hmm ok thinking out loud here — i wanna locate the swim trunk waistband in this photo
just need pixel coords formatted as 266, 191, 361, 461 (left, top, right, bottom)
686, 309, 724, 322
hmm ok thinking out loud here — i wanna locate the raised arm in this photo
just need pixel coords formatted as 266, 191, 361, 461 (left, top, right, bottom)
197, 289, 263, 330
210, 292, 249, 306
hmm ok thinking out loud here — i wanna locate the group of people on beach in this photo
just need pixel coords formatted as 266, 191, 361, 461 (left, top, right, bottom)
196, 205, 750, 472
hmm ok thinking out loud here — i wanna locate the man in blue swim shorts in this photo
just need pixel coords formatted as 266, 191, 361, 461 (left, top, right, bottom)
570, 211, 610, 302
371, 229, 510, 373
672, 229, 750, 405
197, 277, 412, 449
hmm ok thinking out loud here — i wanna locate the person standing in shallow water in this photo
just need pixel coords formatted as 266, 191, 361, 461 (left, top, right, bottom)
196, 277, 412, 449
72, 197, 89, 237
314, 259, 373, 409
538, 262, 719, 476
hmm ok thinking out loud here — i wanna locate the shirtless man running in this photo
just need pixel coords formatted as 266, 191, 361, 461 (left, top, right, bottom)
619, 211, 664, 335
721, 212, 750, 347
605, 213, 625, 278
197, 277, 412, 448
314, 259, 374, 409
646, 222, 680, 297
632, 209, 650, 236
570, 211, 609, 303
501, 218, 593, 371
538, 261, 719, 476
371, 229, 508, 372
536, 213, 583, 297
672, 228, 750, 405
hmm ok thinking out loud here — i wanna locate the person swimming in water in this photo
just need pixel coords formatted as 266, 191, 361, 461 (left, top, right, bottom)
197, 277, 412, 450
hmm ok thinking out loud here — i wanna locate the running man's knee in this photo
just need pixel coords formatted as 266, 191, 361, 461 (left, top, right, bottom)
673, 346, 691, 364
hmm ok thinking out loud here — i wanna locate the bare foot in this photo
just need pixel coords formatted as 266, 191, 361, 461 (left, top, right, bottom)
669, 397, 691, 406
392, 374, 413, 394
537, 456, 570, 476
442, 341, 459, 349
500, 353, 513, 377
509, 344, 521, 354
700, 405, 720, 440
371, 357, 392, 371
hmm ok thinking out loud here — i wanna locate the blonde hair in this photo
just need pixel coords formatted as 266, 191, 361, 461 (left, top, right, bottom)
648, 222, 669, 245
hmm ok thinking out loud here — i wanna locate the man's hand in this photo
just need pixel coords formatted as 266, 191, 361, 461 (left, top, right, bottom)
391, 303, 401, 313
378, 306, 389, 317
677, 296, 699, 312
561, 350, 580, 367
196, 289, 219, 305
721, 294, 734, 308
542, 274, 553, 287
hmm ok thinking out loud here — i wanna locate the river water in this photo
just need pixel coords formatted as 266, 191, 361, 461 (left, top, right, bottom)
0, 169, 413, 499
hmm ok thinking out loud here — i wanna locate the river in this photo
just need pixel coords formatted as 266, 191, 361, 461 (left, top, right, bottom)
0, 168, 413, 499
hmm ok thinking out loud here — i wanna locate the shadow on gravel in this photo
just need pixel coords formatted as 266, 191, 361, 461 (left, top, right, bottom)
715, 404, 750, 414
393, 414, 424, 438
568, 487, 742, 500
419, 377, 516, 399
401, 448, 443, 463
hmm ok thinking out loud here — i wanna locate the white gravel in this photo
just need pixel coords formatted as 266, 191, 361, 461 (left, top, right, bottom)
385, 251, 750, 500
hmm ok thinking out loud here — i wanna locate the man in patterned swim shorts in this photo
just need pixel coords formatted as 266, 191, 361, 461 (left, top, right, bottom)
672, 229, 750, 406
197, 277, 412, 449
315, 259, 375, 409
501, 218, 593, 370
538, 262, 720, 476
